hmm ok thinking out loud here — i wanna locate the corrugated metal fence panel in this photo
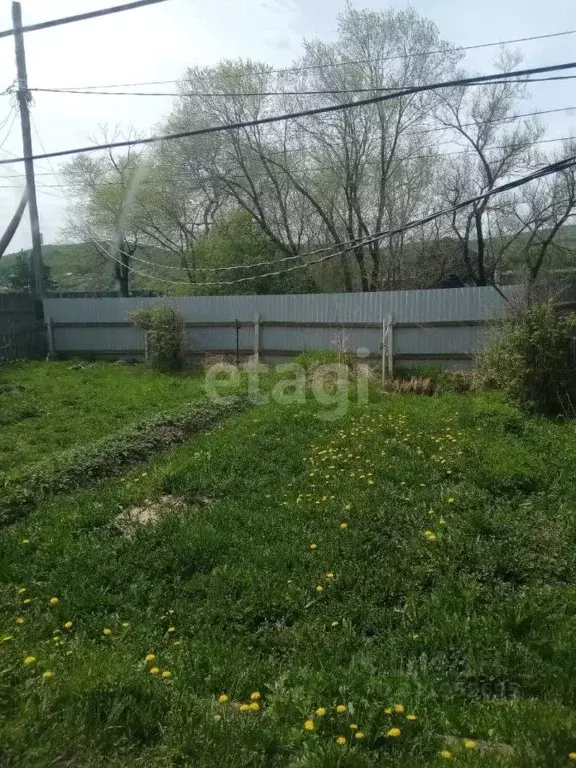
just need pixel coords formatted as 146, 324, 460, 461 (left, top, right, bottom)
0, 294, 46, 361
43, 287, 513, 364
44, 287, 513, 325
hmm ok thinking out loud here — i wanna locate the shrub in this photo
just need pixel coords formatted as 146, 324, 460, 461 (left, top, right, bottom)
476, 300, 576, 414
130, 305, 185, 372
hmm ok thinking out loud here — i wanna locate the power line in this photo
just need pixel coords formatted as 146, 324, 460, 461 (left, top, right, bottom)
2, 61, 576, 167
97, 153, 576, 286
1, 134, 574, 193
1, 102, 574, 181
26, 74, 576, 98
0, 0, 168, 40
27, 28, 576, 88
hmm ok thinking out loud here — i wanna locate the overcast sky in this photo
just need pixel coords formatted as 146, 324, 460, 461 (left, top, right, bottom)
0, 0, 575, 252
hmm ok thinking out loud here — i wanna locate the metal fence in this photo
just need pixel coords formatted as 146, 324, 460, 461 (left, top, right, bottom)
0, 294, 46, 362
43, 287, 514, 369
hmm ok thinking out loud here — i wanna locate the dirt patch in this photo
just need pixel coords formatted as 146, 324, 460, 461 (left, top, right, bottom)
114, 494, 187, 537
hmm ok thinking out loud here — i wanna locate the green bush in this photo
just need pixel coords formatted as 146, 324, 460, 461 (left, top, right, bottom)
130, 304, 185, 372
476, 301, 576, 414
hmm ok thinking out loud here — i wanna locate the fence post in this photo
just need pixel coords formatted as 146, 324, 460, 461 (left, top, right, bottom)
381, 318, 387, 386
254, 313, 260, 363
46, 315, 55, 359
387, 313, 394, 378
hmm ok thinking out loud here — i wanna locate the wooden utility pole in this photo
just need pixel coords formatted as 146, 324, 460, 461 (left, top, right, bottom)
12, 1, 44, 299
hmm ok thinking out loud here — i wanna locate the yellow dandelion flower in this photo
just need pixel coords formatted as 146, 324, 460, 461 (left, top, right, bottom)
309, 543, 318, 550
103, 627, 112, 636
315, 707, 326, 717
463, 739, 477, 749
439, 750, 452, 760
331, 621, 339, 627
161, 670, 172, 679
23, 655, 36, 665
49, 597, 60, 606
64, 621, 73, 629
326, 572, 334, 580
42, 670, 53, 679
23, 598, 32, 605
304, 720, 315, 732
167, 626, 176, 633
336, 704, 347, 713
394, 704, 404, 713
349, 723, 358, 730
354, 731, 366, 740
569, 753, 576, 761
406, 714, 417, 721
16, 617, 24, 624
249, 701, 260, 711
447, 497, 455, 504
218, 694, 229, 704
149, 666, 160, 675
384, 707, 392, 714
121, 622, 130, 628
387, 727, 401, 738
145, 653, 156, 662
250, 691, 261, 701
344, 504, 352, 510
336, 736, 347, 745
22, 539, 30, 544
340, 522, 348, 530
316, 585, 324, 593
18, 587, 27, 595
239, 704, 250, 712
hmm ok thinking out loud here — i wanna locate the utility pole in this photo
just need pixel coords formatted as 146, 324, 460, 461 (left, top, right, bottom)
12, 1, 44, 300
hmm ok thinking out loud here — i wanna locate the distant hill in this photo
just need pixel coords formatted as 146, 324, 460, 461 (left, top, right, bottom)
0, 243, 184, 294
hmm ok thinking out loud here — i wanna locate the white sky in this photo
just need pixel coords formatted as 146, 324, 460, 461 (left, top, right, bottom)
0, 0, 575, 252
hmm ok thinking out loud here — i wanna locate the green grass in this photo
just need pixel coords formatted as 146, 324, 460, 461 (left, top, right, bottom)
2, 387, 576, 766
0, 362, 208, 478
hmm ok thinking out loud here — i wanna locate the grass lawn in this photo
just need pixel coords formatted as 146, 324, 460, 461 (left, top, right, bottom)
0, 362, 207, 477
2, 387, 576, 766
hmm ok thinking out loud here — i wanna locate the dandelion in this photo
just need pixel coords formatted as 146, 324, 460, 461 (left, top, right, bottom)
309, 543, 318, 551
145, 653, 156, 662
340, 522, 348, 530
439, 749, 453, 760
42, 670, 53, 679
406, 714, 417, 721
336, 736, 347, 745
331, 621, 339, 627
447, 497, 455, 504
16, 617, 24, 624
64, 621, 73, 630
394, 704, 405, 713
17, 587, 27, 594
239, 704, 250, 712
250, 691, 261, 701
167, 626, 176, 633
23, 656, 36, 665
315, 707, 326, 717
354, 731, 366, 740
326, 572, 335, 580
384, 707, 392, 714
349, 723, 358, 730
217, 694, 229, 704
103, 628, 112, 636
387, 727, 401, 738
121, 622, 130, 628
304, 720, 315, 731
22, 539, 30, 544
49, 597, 60, 606
161, 670, 172, 679
149, 666, 160, 675
316, 585, 324, 593
344, 504, 352, 510
23, 598, 32, 605
249, 701, 260, 711
463, 739, 477, 749
336, 705, 347, 713
569, 753, 576, 761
